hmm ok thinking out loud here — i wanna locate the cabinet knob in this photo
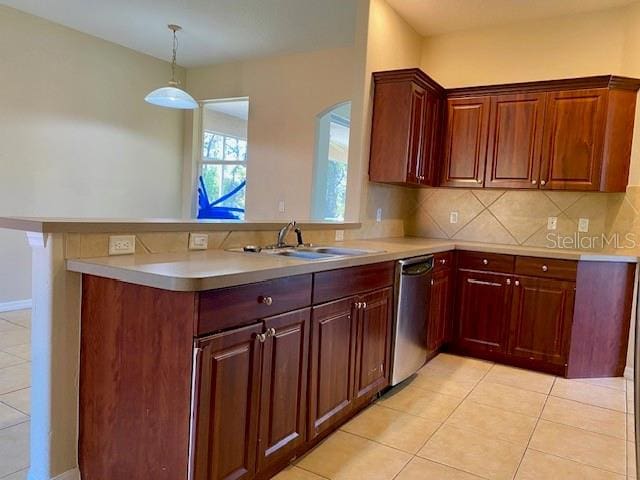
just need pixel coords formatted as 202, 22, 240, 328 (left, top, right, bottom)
363, 302, 367, 309
531, 180, 537, 185
506, 278, 512, 285
256, 333, 267, 343
541, 265, 548, 272
482, 259, 489, 265
259, 296, 273, 306
439, 258, 446, 265
540, 180, 547, 186
431, 279, 434, 286
515, 280, 520, 287
266, 327, 276, 337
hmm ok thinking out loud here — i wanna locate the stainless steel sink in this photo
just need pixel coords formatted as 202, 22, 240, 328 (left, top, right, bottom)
299, 246, 375, 256
228, 245, 384, 261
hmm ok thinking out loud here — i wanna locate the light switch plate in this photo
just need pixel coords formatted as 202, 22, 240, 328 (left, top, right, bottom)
376, 208, 383, 223
189, 233, 209, 250
278, 200, 286, 213
335, 230, 344, 241
450, 211, 458, 224
578, 218, 589, 233
547, 217, 558, 231
108, 235, 136, 255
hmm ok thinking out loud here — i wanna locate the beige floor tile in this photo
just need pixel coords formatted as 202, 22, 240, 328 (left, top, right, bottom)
445, 400, 538, 445
542, 396, 626, 439
340, 405, 440, 454
552, 378, 627, 412
629, 441, 637, 478
0, 320, 24, 333
427, 353, 493, 372
469, 380, 547, 417
0, 353, 26, 370
0, 388, 30, 415
409, 368, 477, 399
0, 402, 28, 430
377, 384, 462, 422
0, 364, 31, 395
515, 449, 625, 480
395, 457, 484, 480
0, 331, 30, 350
483, 364, 555, 394
272, 466, 327, 480
296, 431, 411, 480
574, 377, 627, 392
0, 469, 29, 480
0, 310, 31, 329
421, 355, 491, 384
418, 425, 525, 480
629, 415, 636, 443
0, 422, 29, 477
529, 420, 626, 475
2, 345, 30, 362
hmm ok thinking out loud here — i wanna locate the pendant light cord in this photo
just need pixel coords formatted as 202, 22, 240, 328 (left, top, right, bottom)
171, 28, 178, 84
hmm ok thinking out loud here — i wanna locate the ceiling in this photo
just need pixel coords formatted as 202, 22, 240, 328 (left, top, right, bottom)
386, 0, 639, 36
0, 0, 357, 68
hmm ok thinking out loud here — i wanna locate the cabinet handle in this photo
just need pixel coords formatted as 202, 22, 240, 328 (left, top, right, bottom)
362, 302, 367, 309
188, 347, 203, 480
482, 259, 489, 265
531, 180, 537, 185
515, 280, 520, 286
439, 258, 446, 265
506, 278, 511, 285
256, 333, 267, 343
266, 327, 276, 337
354, 302, 361, 309
540, 180, 547, 186
467, 278, 502, 287
259, 296, 273, 306
541, 265, 548, 272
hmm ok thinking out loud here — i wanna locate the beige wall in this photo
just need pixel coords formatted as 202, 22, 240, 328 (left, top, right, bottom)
186, 47, 356, 222
0, 6, 185, 304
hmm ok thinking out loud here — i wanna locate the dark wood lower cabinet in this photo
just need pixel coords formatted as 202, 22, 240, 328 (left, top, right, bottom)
194, 323, 263, 480
508, 276, 575, 366
308, 297, 357, 439
427, 266, 453, 356
353, 288, 393, 407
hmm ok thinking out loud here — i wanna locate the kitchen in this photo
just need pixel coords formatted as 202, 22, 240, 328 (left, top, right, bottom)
1, 0, 640, 479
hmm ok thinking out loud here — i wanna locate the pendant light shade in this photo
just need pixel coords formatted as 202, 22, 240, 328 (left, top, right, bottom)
145, 25, 198, 110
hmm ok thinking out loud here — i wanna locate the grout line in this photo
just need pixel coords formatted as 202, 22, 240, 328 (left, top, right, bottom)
547, 392, 627, 415
526, 445, 627, 477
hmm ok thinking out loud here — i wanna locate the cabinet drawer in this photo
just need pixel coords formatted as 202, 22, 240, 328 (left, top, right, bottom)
313, 262, 395, 304
515, 256, 577, 281
458, 251, 514, 273
433, 251, 454, 272
197, 274, 312, 335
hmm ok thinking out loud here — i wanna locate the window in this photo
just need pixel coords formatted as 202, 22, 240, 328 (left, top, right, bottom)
311, 102, 351, 221
197, 99, 249, 220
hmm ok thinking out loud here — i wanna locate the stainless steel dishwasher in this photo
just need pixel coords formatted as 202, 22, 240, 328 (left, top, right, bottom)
391, 255, 434, 386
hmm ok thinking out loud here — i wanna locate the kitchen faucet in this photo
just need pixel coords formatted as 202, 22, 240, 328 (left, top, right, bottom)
276, 220, 296, 248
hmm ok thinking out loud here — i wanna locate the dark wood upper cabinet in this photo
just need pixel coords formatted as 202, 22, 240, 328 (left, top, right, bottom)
257, 309, 310, 473
353, 288, 393, 407
369, 69, 444, 187
508, 276, 575, 366
441, 96, 491, 187
194, 323, 263, 480
540, 88, 608, 191
485, 93, 546, 189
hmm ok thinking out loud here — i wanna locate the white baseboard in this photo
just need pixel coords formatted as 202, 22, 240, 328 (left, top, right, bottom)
28, 467, 81, 480
0, 299, 32, 313
625, 366, 634, 380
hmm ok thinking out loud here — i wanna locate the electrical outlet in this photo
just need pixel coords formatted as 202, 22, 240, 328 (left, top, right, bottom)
189, 233, 208, 250
278, 200, 286, 213
376, 208, 382, 223
108, 235, 136, 255
335, 230, 344, 241
578, 218, 589, 233
449, 211, 458, 224
547, 217, 558, 231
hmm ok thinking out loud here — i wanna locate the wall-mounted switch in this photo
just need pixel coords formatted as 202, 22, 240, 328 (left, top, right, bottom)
578, 218, 589, 233
449, 211, 458, 224
376, 208, 382, 223
547, 217, 558, 231
278, 200, 286, 213
108, 235, 136, 255
189, 233, 209, 250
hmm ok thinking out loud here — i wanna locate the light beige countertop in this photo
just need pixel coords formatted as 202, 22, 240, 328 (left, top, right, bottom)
0, 217, 360, 233
66, 237, 639, 292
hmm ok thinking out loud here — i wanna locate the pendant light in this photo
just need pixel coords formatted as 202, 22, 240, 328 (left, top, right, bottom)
145, 24, 198, 109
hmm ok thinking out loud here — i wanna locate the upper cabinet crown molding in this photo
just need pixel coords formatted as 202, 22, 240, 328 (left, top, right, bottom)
369, 69, 640, 193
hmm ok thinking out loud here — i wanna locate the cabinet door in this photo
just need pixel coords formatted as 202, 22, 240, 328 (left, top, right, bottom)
406, 83, 427, 184
509, 276, 575, 366
257, 309, 310, 472
420, 91, 443, 186
441, 96, 491, 187
540, 88, 608, 191
308, 297, 357, 439
485, 93, 546, 189
194, 323, 263, 480
455, 270, 512, 355
353, 288, 393, 407
427, 267, 453, 354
